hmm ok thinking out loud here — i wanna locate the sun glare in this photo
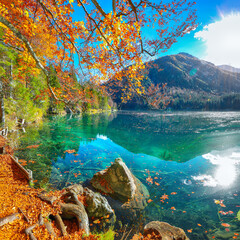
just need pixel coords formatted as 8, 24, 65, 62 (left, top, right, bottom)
202, 152, 239, 187
215, 162, 236, 187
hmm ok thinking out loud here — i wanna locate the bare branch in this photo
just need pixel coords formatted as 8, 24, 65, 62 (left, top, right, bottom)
112, 0, 116, 14
77, 0, 116, 53
90, 0, 106, 17
0, 39, 24, 52
126, 0, 144, 53
37, 0, 86, 77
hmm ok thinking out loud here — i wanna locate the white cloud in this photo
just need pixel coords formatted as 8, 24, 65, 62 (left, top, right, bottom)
194, 13, 240, 68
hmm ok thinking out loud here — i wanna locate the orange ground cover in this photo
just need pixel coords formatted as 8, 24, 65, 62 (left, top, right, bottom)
0, 137, 98, 240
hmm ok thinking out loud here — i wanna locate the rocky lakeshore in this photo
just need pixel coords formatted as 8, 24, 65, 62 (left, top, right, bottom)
42, 157, 190, 239
0, 135, 190, 240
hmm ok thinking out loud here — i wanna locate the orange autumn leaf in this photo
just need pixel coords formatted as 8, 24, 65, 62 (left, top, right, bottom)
93, 219, 101, 224
160, 194, 169, 200
222, 223, 231, 227
146, 176, 153, 184
64, 149, 76, 153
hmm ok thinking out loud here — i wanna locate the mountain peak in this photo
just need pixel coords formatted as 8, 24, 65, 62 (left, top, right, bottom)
177, 52, 195, 58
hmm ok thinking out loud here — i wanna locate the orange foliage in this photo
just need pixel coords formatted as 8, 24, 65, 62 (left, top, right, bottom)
0, 0, 197, 108
0, 143, 98, 239
131, 232, 162, 240
0, 154, 58, 239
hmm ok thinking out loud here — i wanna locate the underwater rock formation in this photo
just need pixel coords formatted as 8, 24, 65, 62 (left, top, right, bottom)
144, 221, 190, 240
83, 187, 116, 227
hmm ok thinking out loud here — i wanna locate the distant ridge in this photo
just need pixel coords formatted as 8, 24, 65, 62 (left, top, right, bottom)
107, 52, 240, 110
218, 65, 240, 73
146, 52, 240, 92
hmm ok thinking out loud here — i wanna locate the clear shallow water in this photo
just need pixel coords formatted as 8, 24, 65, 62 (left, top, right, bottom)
15, 111, 240, 239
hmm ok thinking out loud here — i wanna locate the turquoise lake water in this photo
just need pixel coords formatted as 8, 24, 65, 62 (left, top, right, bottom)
15, 111, 240, 239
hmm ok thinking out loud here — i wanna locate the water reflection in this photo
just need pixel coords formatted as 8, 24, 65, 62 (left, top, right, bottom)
203, 150, 239, 187
215, 163, 236, 187
15, 111, 240, 239
105, 111, 240, 162
192, 175, 217, 187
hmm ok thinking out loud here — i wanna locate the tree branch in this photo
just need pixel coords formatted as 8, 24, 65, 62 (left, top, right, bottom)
126, 0, 144, 53
77, 0, 116, 53
0, 39, 24, 52
37, 0, 86, 76
112, 0, 116, 14
90, 0, 106, 17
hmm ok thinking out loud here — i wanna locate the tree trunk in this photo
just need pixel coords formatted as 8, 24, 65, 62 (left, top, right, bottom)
9, 60, 13, 98
0, 79, 5, 128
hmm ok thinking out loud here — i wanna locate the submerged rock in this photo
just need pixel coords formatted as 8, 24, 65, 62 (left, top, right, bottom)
83, 187, 115, 219
144, 221, 189, 240
83, 187, 116, 230
90, 158, 149, 208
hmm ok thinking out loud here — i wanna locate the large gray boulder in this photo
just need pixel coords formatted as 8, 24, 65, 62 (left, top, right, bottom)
90, 158, 149, 209
144, 221, 190, 240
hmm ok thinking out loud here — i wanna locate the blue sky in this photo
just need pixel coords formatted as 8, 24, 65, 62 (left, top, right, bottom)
165, 0, 240, 65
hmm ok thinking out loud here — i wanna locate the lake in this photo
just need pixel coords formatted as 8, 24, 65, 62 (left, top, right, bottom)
15, 111, 240, 239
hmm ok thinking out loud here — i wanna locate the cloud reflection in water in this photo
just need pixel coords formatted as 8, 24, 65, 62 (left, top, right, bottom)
192, 150, 240, 187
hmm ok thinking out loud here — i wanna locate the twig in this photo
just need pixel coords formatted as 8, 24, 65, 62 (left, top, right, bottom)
123, 228, 133, 240
120, 224, 128, 240
18, 207, 30, 223
28, 232, 37, 240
